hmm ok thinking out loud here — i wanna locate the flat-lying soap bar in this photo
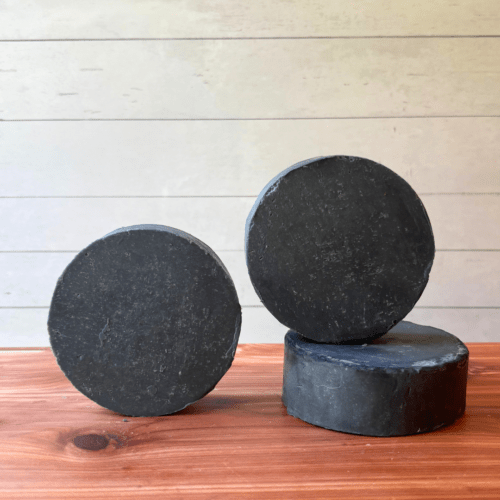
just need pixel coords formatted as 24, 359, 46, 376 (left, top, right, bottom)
245, 156, 435, 343
48, 224, 241, 416
282, 321, 468, 436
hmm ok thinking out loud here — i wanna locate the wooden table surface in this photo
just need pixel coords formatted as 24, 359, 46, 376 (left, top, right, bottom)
1, 344, 499, 500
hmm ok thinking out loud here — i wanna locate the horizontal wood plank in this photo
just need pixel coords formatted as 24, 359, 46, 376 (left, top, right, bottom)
0, 251, 260, 308
1, 118, 499, 196
0, 308, 51, 347
1, 306, 498, 346
0, 345, 499, 499
0, 197, 254, 252
405, 308, 500, 342
1, 39, 500, 119
1, 251, 498, 308
1, 0, 499, 39
1, 196, 498, 252
419, 252, 500, 307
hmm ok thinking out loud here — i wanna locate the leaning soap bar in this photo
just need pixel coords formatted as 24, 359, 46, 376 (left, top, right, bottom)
282, 321, 468, 436
48, 224, 241, 416
245, 156, 435, 343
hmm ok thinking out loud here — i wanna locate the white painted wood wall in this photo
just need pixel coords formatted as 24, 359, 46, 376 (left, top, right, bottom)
1, 1, 499, 346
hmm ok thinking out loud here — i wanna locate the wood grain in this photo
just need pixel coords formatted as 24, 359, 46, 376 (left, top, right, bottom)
1, 39, 500, 120
1, 119, 499, 197
1, 0, 499, 39
0, 344, 499, 499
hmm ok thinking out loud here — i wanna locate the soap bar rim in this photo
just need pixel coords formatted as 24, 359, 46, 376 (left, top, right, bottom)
245, 155, 434, 268
285, 321, 469, 372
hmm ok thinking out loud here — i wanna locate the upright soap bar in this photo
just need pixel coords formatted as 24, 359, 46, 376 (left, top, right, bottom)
282, 321, 469, 436
245, 156, 435, 343
48, 224, 241, 416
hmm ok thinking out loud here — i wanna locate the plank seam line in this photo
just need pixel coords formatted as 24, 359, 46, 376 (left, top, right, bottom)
0, 193, 498, 199
0, 249, 499, 253
1, 35, 500, 42
244, 306, 500, 310
0, 249, 246, 253
436, 249, 500, 252
2, 306, 499, 310
2, 116, 500, 122
0, 249, 244, 253
414, 306, 500, 309
0, 195, 258, 199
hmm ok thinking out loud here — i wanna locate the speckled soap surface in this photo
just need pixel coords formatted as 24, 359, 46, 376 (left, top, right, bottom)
282, 321, 469, 436
48, 225, 241, 417
245, 156, 435, 343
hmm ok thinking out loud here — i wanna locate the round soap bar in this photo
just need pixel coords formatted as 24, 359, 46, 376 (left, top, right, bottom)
282, 321, 468, 436
245, 156, 435, 343
48, 225, 241, 416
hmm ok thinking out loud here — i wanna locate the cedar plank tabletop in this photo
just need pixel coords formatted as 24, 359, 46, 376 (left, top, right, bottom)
0, 344, 499, 499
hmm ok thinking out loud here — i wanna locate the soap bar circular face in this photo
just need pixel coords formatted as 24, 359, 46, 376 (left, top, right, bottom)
48, 225, 241, 416
282, 321, 469, 436
245, 156, 435, 343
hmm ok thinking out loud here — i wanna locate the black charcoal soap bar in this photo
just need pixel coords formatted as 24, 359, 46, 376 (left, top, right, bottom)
48, 224, 241, 417
245, 156, 435, 343
282, 321, 469, 436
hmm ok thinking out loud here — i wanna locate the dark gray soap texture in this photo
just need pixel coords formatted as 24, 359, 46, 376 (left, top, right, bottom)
48, 224, 241, 417
282, 321, 469, 436
245, 156, 435, 343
